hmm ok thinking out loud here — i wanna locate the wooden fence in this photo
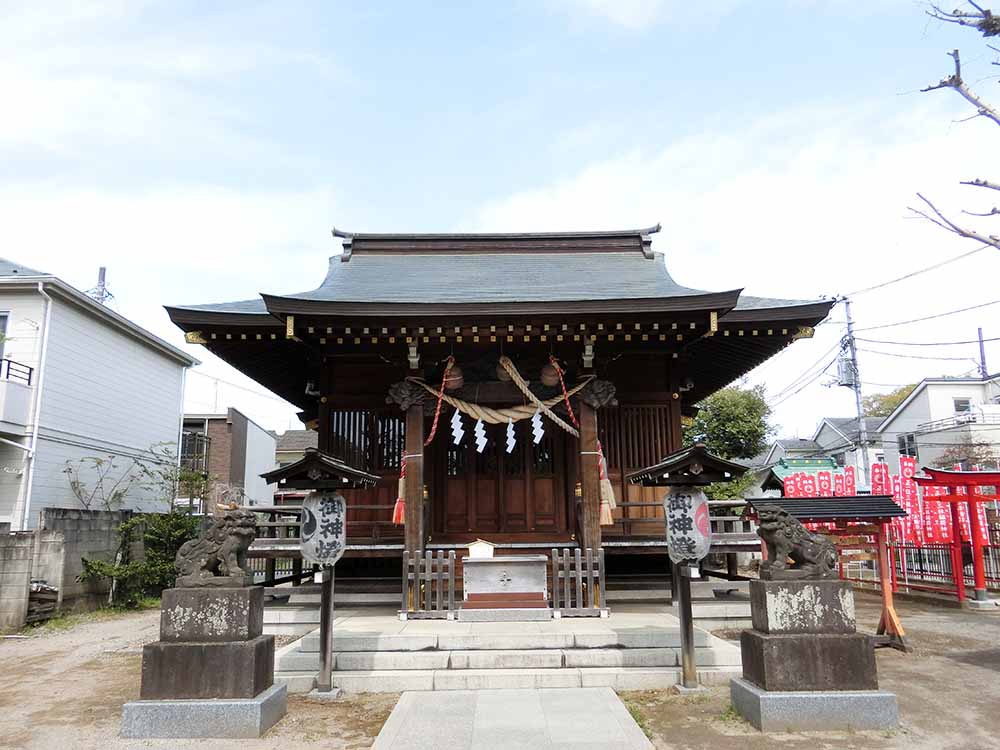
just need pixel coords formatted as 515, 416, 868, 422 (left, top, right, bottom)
402, 550, 457, 619
551, 548, 606, 617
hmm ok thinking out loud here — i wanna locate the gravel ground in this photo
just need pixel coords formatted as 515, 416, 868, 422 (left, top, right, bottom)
1, 594, 997, 749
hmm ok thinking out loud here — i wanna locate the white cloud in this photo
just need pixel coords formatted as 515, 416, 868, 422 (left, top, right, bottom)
472, 95, 1000, 436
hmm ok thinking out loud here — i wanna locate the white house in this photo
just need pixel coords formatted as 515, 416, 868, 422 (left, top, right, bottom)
810, 416, 885, 474
875, 375, 1000, 471
0, 259, 198, 529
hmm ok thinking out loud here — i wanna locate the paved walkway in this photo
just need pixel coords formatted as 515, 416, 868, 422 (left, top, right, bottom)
372, 687, 652, 749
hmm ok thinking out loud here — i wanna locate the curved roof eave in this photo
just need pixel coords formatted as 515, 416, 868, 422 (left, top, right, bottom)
258, 289, 745, 319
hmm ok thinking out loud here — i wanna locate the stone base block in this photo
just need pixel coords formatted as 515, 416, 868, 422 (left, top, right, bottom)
160, 587, 263, 642
741, 630, 877, 691
122, 683, 286, 738
140, 635, 274, 699
730, 677, 897, 732
966, 598, 999, 611
750, 579, 856, 634
457, 607, 553, 622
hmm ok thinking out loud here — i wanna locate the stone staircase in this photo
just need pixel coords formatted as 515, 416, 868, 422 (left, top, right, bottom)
274, 619, 742, 693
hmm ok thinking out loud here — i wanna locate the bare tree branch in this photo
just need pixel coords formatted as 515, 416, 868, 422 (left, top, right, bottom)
922, 49, 1000, 127
909, 193, 1000, 249
927, 4, 1000, 35
962, 206, 1000, 216
961, 177, 1000, 191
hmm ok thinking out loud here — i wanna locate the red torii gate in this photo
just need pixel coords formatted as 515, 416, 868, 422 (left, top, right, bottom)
914, 467, 1000, 607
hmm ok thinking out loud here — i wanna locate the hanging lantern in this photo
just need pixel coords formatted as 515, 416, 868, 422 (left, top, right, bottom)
496, 362, 511, 381
444, 364, 464, 391
540, 363, 560, 387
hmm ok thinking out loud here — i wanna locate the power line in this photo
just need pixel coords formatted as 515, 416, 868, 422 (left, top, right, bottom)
857, 347, 979, 362
847, 244, 991, 296
769, 341, 843, 400
187, 370, 291, 404
855, 336, 1000, 346
770, 358, 838, 408
854, 299, 1000, 332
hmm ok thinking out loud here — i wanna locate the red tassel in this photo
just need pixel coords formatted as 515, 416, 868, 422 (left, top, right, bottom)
393, 457, 407, 526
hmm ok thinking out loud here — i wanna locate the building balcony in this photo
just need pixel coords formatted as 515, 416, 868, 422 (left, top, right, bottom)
0, 359, 34, 435
916, 407, 1000, 435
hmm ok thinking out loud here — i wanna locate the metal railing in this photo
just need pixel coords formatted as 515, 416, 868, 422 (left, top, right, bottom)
890, 542, 1000, 593
916, 411, 1000, 434
0, 358, 33, 386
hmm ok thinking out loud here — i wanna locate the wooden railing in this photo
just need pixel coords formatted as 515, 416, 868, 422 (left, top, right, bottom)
551, 547, 606, 617
402, 550, 456, 619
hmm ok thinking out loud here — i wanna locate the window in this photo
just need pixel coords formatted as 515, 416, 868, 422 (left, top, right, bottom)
0, 314, 7, 359
897, 434, 917, 458
954, 398, 971, 414
833, 452, 846, 467
876, 453, 885, 464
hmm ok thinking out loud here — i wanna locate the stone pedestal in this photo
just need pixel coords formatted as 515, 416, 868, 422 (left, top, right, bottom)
123, 587, 286, 738
732, 579, 897, 732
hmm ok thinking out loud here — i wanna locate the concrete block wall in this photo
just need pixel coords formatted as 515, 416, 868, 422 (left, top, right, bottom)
39, 508, 140, 611
0, 533, 34, 631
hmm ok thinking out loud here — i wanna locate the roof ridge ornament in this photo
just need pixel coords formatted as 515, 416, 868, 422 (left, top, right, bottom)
333, 226, 355, 262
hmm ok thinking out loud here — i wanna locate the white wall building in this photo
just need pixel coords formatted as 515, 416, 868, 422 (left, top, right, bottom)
0, 259, 198, 529
875, 376, 1000, 471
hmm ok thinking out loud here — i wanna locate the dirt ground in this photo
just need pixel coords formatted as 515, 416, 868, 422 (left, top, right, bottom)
624, 593, 1000, 750
0, 594, 997, 749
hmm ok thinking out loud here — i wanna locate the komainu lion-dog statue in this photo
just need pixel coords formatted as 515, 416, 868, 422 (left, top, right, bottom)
756, 504, 838, 580
175, 508, 257, 588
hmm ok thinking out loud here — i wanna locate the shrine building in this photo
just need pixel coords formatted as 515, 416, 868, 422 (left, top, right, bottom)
167, 227, 832, 569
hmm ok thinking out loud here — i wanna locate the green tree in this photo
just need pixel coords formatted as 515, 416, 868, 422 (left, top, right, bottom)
683, 385, 773, 460
862, 384, 916, 418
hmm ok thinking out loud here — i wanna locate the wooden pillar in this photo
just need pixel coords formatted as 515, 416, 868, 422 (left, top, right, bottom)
404, 404, 424, 554
967, 489, 988, 601
579, 402, 601, 553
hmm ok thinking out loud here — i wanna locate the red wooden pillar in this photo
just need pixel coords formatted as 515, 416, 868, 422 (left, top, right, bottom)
949, 501, 966, 603
967, 486, 988, 601
579, 402, 601, 553
404, 404, 424, 554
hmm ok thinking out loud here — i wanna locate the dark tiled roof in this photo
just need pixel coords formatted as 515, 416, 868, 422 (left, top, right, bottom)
776, 438, 822, 452
826, 416, 883, 440
0, 258, 48, 277
168, 229, 826, 313
749, 496, 907, 520
276, 429, 318, 452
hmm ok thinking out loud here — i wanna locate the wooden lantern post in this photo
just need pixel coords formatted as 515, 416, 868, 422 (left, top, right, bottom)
627, 444, 748, 689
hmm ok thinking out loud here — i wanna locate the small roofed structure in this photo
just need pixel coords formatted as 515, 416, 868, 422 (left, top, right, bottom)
261, 447, 379, 490
746, 495, 906, 522
625, 443, 748, 486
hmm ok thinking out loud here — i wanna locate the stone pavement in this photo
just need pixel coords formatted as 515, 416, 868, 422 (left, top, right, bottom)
372, 687, 652, 749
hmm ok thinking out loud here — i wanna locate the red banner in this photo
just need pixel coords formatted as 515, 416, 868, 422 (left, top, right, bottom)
844, 465, 857, 495
870, 463, 890, 495
801, 473, 818, 497
816, 471, 832, 496
834, 472, 846, 496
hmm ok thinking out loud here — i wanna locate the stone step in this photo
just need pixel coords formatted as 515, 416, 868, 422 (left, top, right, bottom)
298, 629, 711, 654
263, 606, 320, 625
328, 666, 741, 693
278, 644, 740, 673
287, 592, 400, 606
273, 671, 316, 693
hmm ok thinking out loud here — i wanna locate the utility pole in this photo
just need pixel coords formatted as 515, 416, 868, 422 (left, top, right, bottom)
978, 327, 988, 378
87, 267, 114, 305
843, 298, 871, 489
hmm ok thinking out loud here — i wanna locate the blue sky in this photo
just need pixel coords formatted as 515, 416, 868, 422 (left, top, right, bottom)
5, 0, 1000, 439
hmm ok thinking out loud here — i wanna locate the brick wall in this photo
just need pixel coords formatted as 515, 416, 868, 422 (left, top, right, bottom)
0, 533, 33, 631
206, 418, 233, 486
